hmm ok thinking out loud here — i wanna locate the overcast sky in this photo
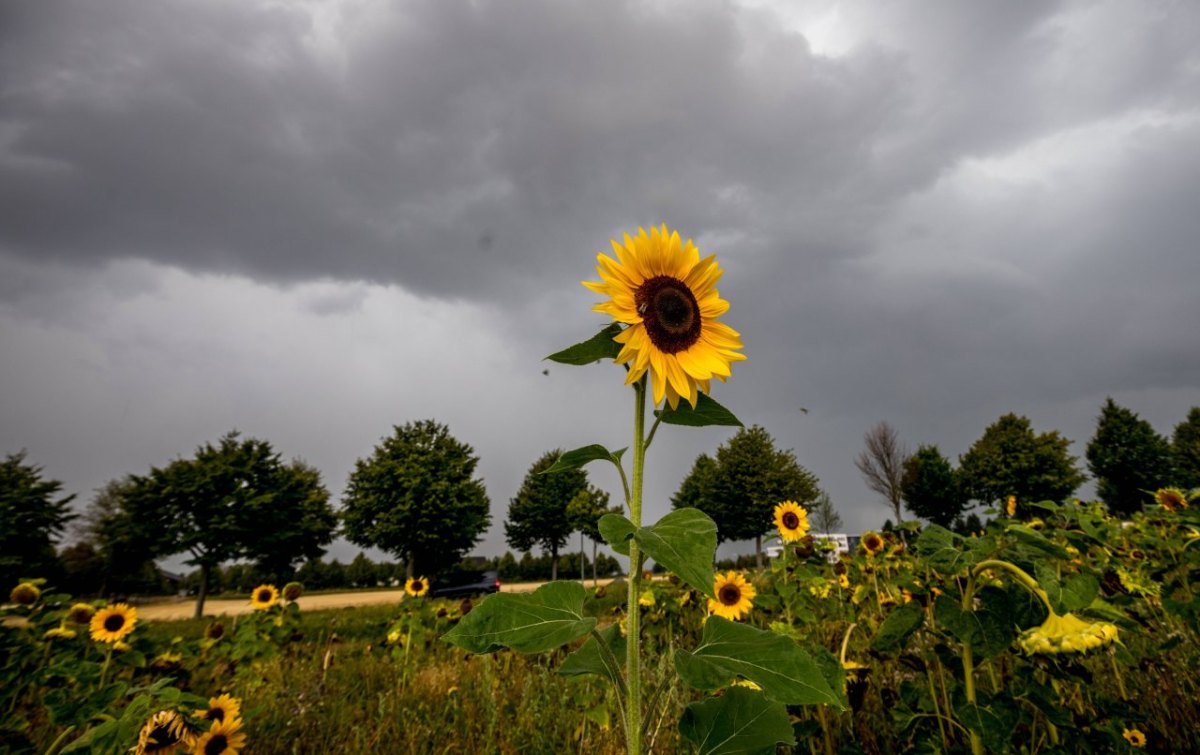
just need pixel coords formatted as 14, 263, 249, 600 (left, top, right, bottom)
2, 0, 1199, 568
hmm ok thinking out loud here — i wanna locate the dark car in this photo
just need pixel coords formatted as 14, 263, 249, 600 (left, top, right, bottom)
429, 569, 501, 599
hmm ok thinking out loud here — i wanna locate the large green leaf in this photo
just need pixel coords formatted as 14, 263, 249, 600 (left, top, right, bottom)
1034, 565, 1099, 614
442, 581, 596, 654
559, 624, 626, 688
914, 525, 984, 575
655, 392, 743, 428
599, 512, 636, 556
678, 687, 794, 755
675, 617, 845, 708
870, 601, 926, 652
634, 508, 718, 598
544, 445, 626, 475
545, 323, 623, 365
932, 596, 1013, 660
1006, 525, 1070, 559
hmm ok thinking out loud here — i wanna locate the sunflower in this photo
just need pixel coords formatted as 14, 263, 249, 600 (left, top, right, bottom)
773, 501, 810, 542
582, 224, 746, 409
249, 584, 279, 610
1006, 495, 1017, 517
838, 573, 850, 589
1155, 487, 1188, 512
90, 603, 137, 643
1017, 611, 1118, 655
134, 710, 194, 755
1122, 728, 1146, 748
196, 694, 241, 727
282, 581, 304, 602
44, 625, 77, 641
205, 621, 225, 641
638, 589, 656, 607
860, 532, 885, 557
10, 582, 40, 605
708, 571, 756, 621
405, 577, 430, 598
191, 718, 246, 755
68, 602, 97, 624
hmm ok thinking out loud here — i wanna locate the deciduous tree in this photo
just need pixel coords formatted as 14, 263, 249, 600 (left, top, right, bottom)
900, 444, 965, 527
566, 485, 618, 584
1086, 398, 1173, 517
809, 491, 843, 534
958, 414, 1085, 511
854, 421, 910, 524
1172, 407, 1200, 491
505, 450, 589, 581
0, 451, 75, 589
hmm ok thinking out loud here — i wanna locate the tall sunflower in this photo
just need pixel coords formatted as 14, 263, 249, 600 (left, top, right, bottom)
405, 577, 430, 598
196, 694, 241, 726
773, 501, 810, 542
860, 532, 885, 557
582, 225, 746, 409
90, 603, 137, 643
708, 571, 756, 621
191, 719, 247, 755
249, 584, 279, 610
134, 710, 194, 755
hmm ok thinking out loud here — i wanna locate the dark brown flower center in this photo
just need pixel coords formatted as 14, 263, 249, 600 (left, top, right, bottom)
636, 276, 701, 354
205, 734, 228, 755
718, 584, 741, 606
146, 727, 180, 751
104, 614, 125, 632
781, 512, 800, 530
206, 707, 225, 723
257, 590, 272, 602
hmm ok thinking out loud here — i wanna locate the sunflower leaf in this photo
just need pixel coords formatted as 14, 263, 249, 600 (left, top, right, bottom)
655, 392, 743, 427
544, 445, 627, 475
678, 686, 794, 755
634, 508, 718, 598
559, 623, 626, 688
442, 581, 596, 654
674, 617, 846, 708
545, 323, 624, 365
599, 513, 636, 556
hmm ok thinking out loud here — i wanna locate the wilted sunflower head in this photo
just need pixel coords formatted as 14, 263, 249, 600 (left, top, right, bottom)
205, 620, 225, 641
68, 602, 97, 624
10, 582, 40, 605
90, 603, 137, 643
860, 532, 885, 557
134, 710, 193, 755
44, 625, 77, 641
1155, 487, 1188, 512
192, 718, 246, 755
773, 501, 810, 543
196, 693, 241, 726
281, 581, 304, 602
405, 577, 430, 598
1017, 611, 1119, 655
708, 571, 756, 621
582, 225, 746, 409
150, 652, 184, 672
1122, 728, 1147, 748
249, 584, 279, 610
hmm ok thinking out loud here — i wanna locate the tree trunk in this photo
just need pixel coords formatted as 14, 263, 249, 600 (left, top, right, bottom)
194, 563, 210, 619
551, 544, 558, 581
755, 535, 763, 570
406, 559, 414, 580
592, 540, 598, 586
580, 532, 586, 583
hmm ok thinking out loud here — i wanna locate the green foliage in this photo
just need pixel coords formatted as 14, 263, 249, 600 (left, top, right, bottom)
1172, 406, 1200, 490
506, 450, 590, 579
654, 392, 743, 427
544, 323, 623, 365
670, 452, 719, 525
76, 477, 162, 596
566, 486, 615, 544
869, 600, 926, 652
342, 420, 491, 577
958, 413, 1086, 509
678, 686, 793, 755
632, 508, 718, 598
808, 491, 843, 534
900, 444, 965, 526
0, 451, 76, 588
1086, 397, 1173, 516
443, 581, 596, 653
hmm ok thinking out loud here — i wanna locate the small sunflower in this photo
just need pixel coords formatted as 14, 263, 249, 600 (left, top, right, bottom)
638, 589, 656, 607
68, 602, 97, 623
860, 532, 885, 557
405, 577, 430, 598
582, 225, 746, 409
282, 581, 304, 602
1006, 495, 1017, 517
134, 710, 194, 755
1155, 487, 1188, 512
249, 584, 279, 610
1122, 728, 1146, 748
773, 501, 810, 542
708, 571, 756, 621
90, 603, 137, 643
190, 718, 246, 755
838, 573, 850, 589
196, 694, 241, 726
10, 582, 40, 605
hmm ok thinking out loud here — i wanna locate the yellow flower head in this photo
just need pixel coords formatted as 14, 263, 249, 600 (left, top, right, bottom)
249, 584, 279, 610
1155, 487, 1188, 512
1122, 728, 1147, 748
90, 603, 137, 643
638, 589, 656, 607
708, 571, 756, 621
150, 652, 183, 671
44, 625, 77, 641
405, 576, 430, 598
191, 718, 246, 755
773, 501, 810, 542
582, 225, 746, 409
1006, 495, 1017, 517
1017, 611, 1119, 655
134, 710, 194, 755
10, 582, 40, 605
196, 694, 241, 726
838, 573, 850, 589
68, 602, 97, 624
860, 531, 885, 557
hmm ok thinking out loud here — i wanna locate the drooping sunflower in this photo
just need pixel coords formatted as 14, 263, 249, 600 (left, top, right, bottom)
708, 571, 756, 621
582, 225, 746, 409
90, 603, 137, 643
282, 581, 304, 602
44, 625, 77, 641
860, 532, 885, 557
249, 584, 279, 610
134, 710, 194, 755
773, 501, 810, 542
1122, 728, 1147, 748
10, 582, 40, 605
1155, 487, 1188, 512
196, 694, 241, 727
405, 577, 430, 598
191, 719, 247, 755
68, 602, 97, 624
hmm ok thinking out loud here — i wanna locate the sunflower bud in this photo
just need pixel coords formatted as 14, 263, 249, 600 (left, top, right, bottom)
10, 582, 40, 605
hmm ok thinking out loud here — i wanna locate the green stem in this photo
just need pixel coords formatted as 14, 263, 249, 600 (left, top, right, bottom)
42, 725, 75, 755
97, 645, 114, 690
838, 623, 857, 665
590, 627, 628, 722
961, 573, 983, 755
926, 668, 950, 750
970, 559, 1054, 613
625, 377, 648, 755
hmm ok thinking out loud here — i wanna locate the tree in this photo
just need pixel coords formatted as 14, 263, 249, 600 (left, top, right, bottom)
506, 450, 589, 581
900, 444, 966, 527
854, 421, 910, 524
670, 453, 720, 523
122, 431, 337, 617
347, 552, 378, 588
77, 477, 166, 597
1172, 407, 1200, 490
1086, 398, 1173, 517
567, 486, 618, 585
707, 425, 821, 567
958, 413, 1086, 512
342, 420, 491, 580
0, 451, 76, 589
809, 491, 843, 534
